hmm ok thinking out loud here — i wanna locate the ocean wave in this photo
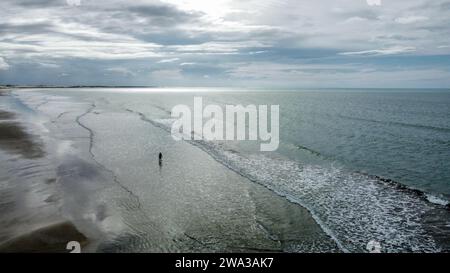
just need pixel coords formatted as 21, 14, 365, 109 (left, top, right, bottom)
425, 194, 449, 206
294, 144, 323, 157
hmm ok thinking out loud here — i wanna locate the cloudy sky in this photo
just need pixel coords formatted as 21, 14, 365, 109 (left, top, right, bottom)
0, 0, 449, 88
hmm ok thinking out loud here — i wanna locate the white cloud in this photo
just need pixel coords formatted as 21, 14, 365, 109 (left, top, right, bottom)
344, 17, 368, 24
38, 62, 60, 68
169, 41, 268, 54
157, 58, 180, 63
0, 39, 162, 60
180, 62, 196, 66
248, 50, 267, 55
395, 16, 429, 24
339, 46, 416, 56
0, 57, 10, 70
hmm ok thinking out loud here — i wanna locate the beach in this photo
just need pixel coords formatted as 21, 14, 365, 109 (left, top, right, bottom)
0, 88, 339, 253
0, 88, 449, 253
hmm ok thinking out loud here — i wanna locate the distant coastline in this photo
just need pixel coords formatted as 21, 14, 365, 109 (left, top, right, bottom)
0, 85, 159, 89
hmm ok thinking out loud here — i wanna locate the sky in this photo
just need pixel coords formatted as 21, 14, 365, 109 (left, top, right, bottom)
0, 0, 449, 88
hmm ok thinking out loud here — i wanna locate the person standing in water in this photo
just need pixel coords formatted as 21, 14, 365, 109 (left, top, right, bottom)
158, 152, 163, 167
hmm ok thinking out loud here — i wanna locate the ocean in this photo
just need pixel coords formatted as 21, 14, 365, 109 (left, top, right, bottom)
0, 88, 449, 252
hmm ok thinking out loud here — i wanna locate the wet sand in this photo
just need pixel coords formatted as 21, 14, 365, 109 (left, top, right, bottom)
0, 89, 45, 159
0, 117, 45, 159
0, 91, 78, 252
0, 221, 88, 253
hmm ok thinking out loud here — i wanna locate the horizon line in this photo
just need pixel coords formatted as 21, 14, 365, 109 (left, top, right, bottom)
2, 84, 450, 91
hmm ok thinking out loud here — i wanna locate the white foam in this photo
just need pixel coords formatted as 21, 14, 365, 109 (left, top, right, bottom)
425, 194, 449, 206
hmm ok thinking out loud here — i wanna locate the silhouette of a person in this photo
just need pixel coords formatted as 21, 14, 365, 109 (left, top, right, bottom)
158, 152, 163, 167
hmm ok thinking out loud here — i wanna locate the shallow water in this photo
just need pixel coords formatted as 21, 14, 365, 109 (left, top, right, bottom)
1, 88, 449, 252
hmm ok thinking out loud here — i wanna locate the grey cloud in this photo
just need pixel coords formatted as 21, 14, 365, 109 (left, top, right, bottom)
0, 22, 54, 35
11, 0, 63, 7
127, 3, 202, 21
